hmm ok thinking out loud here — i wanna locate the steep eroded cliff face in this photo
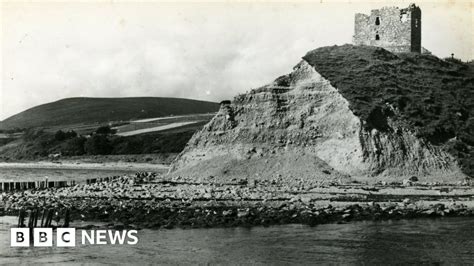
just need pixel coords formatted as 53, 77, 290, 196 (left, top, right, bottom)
170, 51, 465, 183
303, 45, 473, 177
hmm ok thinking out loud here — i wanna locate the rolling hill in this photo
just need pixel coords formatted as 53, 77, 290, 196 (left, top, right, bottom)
0, 97, 219, 130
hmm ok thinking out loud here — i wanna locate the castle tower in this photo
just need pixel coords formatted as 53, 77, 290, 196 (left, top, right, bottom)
353, 3, 421, 53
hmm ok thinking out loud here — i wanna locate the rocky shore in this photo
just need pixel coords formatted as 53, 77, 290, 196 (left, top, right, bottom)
1, 172, 473, 229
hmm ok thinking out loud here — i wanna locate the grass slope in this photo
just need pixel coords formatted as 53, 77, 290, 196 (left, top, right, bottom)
0, 124, 203, 161
0, 97, 219, 130
303, 44, 474, 177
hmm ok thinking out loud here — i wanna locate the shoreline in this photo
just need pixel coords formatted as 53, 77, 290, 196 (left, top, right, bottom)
0, 161, 169, 171
1, 172, 473, 230
2, 204, 473, 231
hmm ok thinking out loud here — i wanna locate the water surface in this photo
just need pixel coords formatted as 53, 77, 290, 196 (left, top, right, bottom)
0, 167, 141, 182
0, 166, 167, 182
0, 217, 472, 264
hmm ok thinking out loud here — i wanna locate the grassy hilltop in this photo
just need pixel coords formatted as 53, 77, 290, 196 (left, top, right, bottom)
0, 97, 219, 130
0, 97, 219, 161
303, 44, 474, 176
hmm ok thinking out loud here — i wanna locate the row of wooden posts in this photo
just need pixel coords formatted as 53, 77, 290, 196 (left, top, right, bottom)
0, 176, 122, 192
0, 180, 76, 192
86, 176, 121, 184
18, 208, 71, 228
1, 174, 134, 192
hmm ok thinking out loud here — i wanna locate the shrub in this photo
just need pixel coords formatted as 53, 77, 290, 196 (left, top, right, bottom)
444, 57, 463, 64
54, 130, 67, 141
95, 125, 116, 135
84, 135, 112, 155
55, 130, 78, 141
61, 136, 86, 156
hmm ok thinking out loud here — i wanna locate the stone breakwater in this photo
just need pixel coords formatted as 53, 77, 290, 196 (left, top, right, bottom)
1, 172, 473, 229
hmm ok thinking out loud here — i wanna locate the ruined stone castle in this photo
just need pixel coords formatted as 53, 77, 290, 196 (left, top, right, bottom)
353, 3, 421, 53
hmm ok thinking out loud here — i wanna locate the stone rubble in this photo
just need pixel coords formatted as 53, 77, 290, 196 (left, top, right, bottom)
1, 172, 472, 229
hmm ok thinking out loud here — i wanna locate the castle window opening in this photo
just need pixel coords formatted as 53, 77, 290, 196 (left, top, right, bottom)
400, 13, 408, 22
353, 4, 421, 53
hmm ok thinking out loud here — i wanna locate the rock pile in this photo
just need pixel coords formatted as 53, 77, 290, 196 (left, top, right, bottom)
1, 172, 472, 229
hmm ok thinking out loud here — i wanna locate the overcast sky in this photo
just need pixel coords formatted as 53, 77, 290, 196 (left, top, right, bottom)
1, 1, 472, 120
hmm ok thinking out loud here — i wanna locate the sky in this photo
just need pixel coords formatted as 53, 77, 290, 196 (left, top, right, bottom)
1, 0, 472, 120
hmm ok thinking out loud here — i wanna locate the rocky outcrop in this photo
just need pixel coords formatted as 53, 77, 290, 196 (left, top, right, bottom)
359, 123, 458, 177
170, 47, 466, 183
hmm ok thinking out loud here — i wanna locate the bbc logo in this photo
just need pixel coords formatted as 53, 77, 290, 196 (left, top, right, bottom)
11, 228, 75, 247
11, 228, 138, 246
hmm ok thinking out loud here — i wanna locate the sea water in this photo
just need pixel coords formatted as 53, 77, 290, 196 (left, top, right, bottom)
0, 216, 472, 264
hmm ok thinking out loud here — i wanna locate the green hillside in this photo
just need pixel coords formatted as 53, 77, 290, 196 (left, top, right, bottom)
303, 44, 474, 176
0, 97, 219, 130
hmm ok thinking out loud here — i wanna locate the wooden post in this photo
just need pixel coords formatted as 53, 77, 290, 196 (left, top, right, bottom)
29, 227, 33, 245
46, 209, 53, 227
27, 210, 33, 228
55, 211, 61, 226
40, 209, 46, 227
64, 209, 70, 227
45, 210, 50, 227
44, 210, 49, 227
34, 209, 39, 227
17, 210, 21, 227
18, 210, 26, 227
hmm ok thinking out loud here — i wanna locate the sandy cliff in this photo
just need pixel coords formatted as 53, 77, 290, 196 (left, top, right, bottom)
170, 45, 470, 183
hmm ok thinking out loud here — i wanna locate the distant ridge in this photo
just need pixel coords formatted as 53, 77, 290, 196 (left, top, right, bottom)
0, 97, 219, 130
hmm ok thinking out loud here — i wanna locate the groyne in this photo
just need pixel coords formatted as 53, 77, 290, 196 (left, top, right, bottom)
0, 181, 74, 192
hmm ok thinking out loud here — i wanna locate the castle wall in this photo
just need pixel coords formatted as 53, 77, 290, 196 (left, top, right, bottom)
353, 4, 421, 53
410, 7, 421, 53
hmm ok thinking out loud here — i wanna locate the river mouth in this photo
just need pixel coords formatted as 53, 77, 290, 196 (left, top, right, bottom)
1, 217, 473, 264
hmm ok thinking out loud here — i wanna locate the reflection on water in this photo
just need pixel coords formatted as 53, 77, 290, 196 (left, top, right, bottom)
0, 217, 473, 264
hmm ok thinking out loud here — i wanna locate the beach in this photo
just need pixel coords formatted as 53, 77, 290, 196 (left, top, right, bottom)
1, 171, 473, 229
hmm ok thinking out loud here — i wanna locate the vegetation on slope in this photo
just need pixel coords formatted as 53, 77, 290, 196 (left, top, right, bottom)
0, 122, 206, 161
303, 45, 474, 176
0, 97, 219, 130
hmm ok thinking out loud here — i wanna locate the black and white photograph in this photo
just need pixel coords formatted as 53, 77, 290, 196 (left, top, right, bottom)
0, 0, 473, 264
